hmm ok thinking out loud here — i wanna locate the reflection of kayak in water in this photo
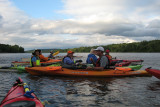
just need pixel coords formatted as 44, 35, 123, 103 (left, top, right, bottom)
0, 78, 44, 107
26, 65, 149, 77
145, 68, 160, 79
11, 59, 61, 66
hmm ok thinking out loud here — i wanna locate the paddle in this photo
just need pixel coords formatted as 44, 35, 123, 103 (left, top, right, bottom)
52, 51, 59, 56
0, 66, 12, 69
0, 65, 17, 69
0, 65, 25, 70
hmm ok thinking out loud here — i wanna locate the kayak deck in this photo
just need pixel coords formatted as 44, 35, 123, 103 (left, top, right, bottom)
26, 67, 150, 77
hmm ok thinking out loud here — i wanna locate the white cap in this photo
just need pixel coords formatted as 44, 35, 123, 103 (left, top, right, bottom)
94, 47, 104, 51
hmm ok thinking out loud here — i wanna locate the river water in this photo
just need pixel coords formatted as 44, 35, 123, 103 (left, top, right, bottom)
0, 53, 160, 107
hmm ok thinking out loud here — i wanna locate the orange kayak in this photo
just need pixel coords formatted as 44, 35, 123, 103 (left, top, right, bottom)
25, 66, 150, 77
11, 59, 61, 66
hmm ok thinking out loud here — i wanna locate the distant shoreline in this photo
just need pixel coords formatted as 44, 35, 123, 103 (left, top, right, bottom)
0, 52, 160, 54
25, 40, 160, 53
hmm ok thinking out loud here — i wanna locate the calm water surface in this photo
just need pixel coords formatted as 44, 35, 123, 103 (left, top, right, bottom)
0, 53, 160, 107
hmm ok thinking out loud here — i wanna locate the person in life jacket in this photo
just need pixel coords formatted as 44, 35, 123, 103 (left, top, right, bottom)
48, 50, 55, 59
62, 50, 75, 69
62, 50, 84, 69
87, 47, 109, 70
63, 50, 75, 65
30, 50, 41, 67
105, 49, 112, 65
38, 49, 49, 62
86, 48, 97, 66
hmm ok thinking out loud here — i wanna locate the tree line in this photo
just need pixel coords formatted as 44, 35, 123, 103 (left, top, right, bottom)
0, 44, 24, 53
26, 39, 160, 53
102, 40, 160, 52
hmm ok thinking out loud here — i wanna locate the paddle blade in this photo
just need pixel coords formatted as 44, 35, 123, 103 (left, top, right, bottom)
52, 51, 59, 56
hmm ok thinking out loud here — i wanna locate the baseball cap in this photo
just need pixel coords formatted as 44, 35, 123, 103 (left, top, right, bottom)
67, 50, 74, 54
94, 47, 104, 51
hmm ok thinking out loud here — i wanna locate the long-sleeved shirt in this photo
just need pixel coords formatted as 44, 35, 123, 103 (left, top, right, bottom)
39, 54, 48, 62
63, 57, 74, 65
86, 54, 97, 64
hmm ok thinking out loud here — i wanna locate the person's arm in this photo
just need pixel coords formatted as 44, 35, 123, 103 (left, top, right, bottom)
66, 58, 74, 65
87, 56, 108, 71
64, 57, 74, 65
39, 55, 48, 61
90, 58, 96, 66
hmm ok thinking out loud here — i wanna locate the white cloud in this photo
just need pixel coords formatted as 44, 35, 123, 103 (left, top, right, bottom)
0, 0, 160, 50
61, 0, 160, 21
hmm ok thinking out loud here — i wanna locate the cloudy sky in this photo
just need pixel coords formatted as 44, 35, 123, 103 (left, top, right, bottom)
0, 0, 160, 50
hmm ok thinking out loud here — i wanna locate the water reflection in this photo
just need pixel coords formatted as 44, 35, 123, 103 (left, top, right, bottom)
26, 75, 116, 106
147, 81, 160, 91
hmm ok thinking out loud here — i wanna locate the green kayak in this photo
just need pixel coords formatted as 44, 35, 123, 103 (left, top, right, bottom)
123, 65, 143, 70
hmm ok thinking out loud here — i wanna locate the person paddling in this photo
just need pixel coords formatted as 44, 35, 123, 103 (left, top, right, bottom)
48, 50, 55, 59
30, 50, 41, 67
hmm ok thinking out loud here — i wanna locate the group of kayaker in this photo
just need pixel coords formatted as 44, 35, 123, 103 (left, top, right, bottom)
86, 47, 111, 70
30, 47, 112, 70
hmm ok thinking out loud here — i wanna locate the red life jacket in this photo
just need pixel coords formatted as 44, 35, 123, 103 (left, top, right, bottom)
96, 58, 101, 67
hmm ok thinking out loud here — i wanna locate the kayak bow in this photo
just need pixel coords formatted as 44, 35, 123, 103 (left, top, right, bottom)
145, 67, 160, 79
0, 78, 44, 107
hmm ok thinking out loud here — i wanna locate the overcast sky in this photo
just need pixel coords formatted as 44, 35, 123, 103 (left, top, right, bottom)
0, 0, 160, 50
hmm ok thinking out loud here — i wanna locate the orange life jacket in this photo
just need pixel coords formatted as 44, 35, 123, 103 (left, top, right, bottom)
105, 55, 112, 65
